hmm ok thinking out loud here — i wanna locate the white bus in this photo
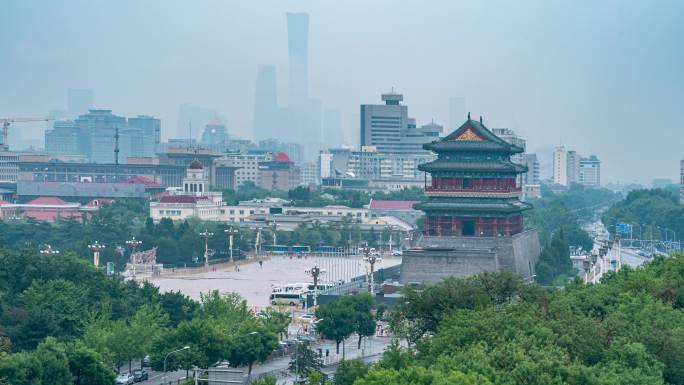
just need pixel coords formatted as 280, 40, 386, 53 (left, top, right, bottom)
269, 292, 305, 306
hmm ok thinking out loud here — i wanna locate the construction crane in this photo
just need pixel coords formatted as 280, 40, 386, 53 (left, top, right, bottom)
0, 117, 53, 148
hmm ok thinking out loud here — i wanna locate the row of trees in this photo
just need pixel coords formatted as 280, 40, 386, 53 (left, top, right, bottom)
602, 188, 684, 241
526, 184, 615, 285
340, 255, 684, 384
222, 182, 426, 208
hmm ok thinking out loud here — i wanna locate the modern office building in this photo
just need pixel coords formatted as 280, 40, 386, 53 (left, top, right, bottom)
45, 121, 80, 156
318, 151, 334, 180
0, 150, 20, 183
567, 150, 581, 185
579, 155, 601, 187
553, 146, 568, 186
46, 110, 161, 163
523, 153, 541, 198
360, 92, 442, 154
217, 153, 271, 188
128, 115, 161, 157
200, 118, 228, 151
253, 65, 279, 141
299, 162, 319, 186
258, 152, 300, 191
287, 12, 309, 110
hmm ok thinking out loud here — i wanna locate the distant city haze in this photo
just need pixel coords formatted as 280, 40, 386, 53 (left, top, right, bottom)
2, 0, 682, 183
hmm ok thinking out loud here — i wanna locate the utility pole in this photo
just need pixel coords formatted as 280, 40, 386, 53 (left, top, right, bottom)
114, 126, 120, 165
224, 227, 239, 263
255, 227, 262, 257
271, 221, 277, 247
362, 243, 382, 293
126, 236, 142, 278
88, 241, 105, 267
305, 266, 326, 307
200, 229, 214, 268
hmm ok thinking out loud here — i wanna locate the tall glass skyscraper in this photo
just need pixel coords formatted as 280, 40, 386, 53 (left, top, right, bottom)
287, 12, 309, 109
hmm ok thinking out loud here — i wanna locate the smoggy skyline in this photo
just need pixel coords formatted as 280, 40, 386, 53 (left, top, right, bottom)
1, 0, 683, 183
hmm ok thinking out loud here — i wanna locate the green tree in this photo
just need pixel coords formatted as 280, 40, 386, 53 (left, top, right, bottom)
288, 341, 322, 380
65, 341, 116, 385
226, 327, 278, 374
334, 359, 370, 385
315, 299, 355, 354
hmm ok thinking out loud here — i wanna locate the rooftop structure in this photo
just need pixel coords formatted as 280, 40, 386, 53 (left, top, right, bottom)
402, 116, 540, 284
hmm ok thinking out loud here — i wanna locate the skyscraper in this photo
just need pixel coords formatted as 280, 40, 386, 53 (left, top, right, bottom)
67, 88, 94, 118
253, 65, 279, 140
448, 97, 465, 130
360, 92, 441, 154
553, 146, 568, 186
287, 12, 309, 109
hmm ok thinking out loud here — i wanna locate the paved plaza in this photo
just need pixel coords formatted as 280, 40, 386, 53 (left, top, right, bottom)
147, 255, 401, 308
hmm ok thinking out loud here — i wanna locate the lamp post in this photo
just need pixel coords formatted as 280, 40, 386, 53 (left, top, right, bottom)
305, 266, 326, 307
39, 244, 59, 255
224, 227, 238, 263
125, 236, 142, 278
163, 346, 190, 382
271, 221, 277, 247
362, 243, 382, 293
255, 227, 263, 257
88, 241, 105, 267
199, 229, 214, 268
295, 319, 323, 383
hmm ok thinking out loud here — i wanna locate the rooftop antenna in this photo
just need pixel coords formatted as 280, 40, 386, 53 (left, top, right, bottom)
114, 126, 120, 165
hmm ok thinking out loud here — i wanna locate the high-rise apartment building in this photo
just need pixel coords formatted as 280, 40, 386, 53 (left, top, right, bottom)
360, 92, 442, 154
553, 146, 568, 186
128, 115, 161, 157
448, 97, 466, 130
567, 150, 581, 185
579, 155, 601, 187
253, 65, 279, 140
218, 153, 271, 188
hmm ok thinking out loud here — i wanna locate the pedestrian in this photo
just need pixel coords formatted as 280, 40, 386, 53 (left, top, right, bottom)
259, 260, 263, 268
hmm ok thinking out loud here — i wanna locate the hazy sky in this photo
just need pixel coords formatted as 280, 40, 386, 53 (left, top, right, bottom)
2, 0, 682, 183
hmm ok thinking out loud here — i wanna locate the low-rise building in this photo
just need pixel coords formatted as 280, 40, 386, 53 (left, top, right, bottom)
258, 152, 300, 191
367, 199, 422, 225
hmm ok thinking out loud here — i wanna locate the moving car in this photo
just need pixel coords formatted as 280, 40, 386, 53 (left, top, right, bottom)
298, 313, 315, 322
115, 373, 134, 385
133, 369, 148, 382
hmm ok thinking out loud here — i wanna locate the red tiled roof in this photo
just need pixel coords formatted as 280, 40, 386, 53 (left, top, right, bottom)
368, 199, 419, 210
273, 152, 291, 162
0, 200, 9, 205
23, 209, 81, 223
159, 195, 198, 204
27, 197, 69, 206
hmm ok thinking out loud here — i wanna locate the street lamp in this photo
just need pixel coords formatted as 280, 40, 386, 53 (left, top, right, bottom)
88, 241, 105, 267
362, 243, 382, 293
295, 319, 324, 383
271, 221, 277, 247
199, 229, 214, 268
126, 236, 142, 278
163, 346, 190, 382
224, 227, 239, 263
40, 244, 60, 255
305, 266, 326, 307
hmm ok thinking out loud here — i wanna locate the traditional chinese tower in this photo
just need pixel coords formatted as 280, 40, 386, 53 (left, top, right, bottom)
401, 115, 540, 284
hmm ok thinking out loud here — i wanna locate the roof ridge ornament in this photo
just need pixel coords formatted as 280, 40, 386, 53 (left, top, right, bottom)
467, 112, 471, 120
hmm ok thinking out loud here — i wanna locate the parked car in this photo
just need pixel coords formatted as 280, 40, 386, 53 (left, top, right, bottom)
391, 249, 403, 256
115, 373, 134, 385
133, 369, 148, 382
298, 313, 315, 322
